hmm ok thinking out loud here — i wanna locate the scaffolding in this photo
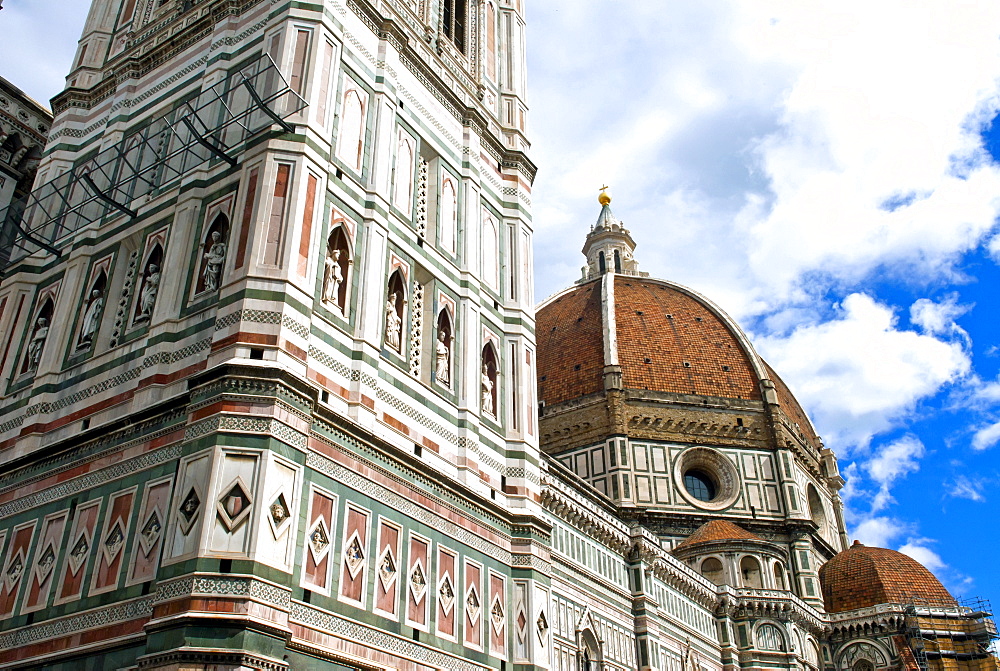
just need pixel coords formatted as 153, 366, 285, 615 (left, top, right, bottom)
905, 597, 998, 670
1, 52, 306, 268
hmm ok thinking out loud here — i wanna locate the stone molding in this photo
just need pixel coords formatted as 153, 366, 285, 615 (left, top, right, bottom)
290, 601, 491, 671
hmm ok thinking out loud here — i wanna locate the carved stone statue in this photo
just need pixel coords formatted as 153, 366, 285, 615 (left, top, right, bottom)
435, 331, 450, 385
202, 231, 227, 292
322, 248, 343, 306
384, 292, 402, 351
26, 316, 49, 372
481, 363, 494, 416
138, 264, 160, 320
78, 288, 103, 347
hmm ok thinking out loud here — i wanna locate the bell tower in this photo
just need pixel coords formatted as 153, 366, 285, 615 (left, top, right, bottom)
0, 2, 545, 670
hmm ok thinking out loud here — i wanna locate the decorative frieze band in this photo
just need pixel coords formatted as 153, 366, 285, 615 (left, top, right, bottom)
291, 602, 490, 671
155, 574, 291, 609
0, 595, 155, 650
0, 444, 182, 519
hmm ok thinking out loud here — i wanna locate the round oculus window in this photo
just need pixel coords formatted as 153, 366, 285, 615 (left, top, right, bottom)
683, 469, 716, 502
673, 446, 742, 511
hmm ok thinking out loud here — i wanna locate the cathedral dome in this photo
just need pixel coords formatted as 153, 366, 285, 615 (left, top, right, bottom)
819, 541, 956, 613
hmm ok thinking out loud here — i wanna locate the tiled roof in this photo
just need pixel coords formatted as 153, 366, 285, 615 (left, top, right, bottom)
536, 281, 606, 406
819, 541, 956, 613
672, 519, 762, 552
613, 278, 761, 400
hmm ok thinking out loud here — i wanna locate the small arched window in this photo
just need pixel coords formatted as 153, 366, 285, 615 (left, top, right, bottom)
337, 89, 366, 172
614, 249, 622, 273
756, 623, 785, 651
700, 557, 724, 585
772, 561, 786, 590
740, 556, 762, 589
598, 251, 606, 274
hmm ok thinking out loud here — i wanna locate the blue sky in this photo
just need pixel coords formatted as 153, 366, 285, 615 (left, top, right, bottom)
4, 2, 1000, 601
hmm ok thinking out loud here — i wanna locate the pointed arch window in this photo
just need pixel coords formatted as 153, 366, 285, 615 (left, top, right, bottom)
439, 176, 457, 254
442, 0, 467, 54
485, 2, 497, 81
434, 309, 453, 388
21, 298, 54, 375
384, 271, 406, 353
481, 342, 498, 418
322, 225, 353, 313
598, 251, 606, 274
482, 211, 499, 291
393, 133, 416, 213
337, 88, 367, 173
76, 271, 108, 351
196, 213, 230, 295
134, 244, 163, 324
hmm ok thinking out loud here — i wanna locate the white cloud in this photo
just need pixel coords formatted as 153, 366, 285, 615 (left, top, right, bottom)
947, 476, 986, 502
755, 294, 970, 451
898, 542, 947, 574
864, 436, 925, 511
850, 516, 909, 548
972, 421, 1000, 451
909, 294, 971, 341
530, 2, 1000, 313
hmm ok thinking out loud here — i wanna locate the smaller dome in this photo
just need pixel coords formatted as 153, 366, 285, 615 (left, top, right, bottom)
819, 541, 956, 613
672, 519, 762, 553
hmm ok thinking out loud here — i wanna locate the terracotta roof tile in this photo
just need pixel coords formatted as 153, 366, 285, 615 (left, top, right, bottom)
819, 541, 956, 613
614, 278, 760, 400
672, 519, 762, 552
537, 281, 606, 406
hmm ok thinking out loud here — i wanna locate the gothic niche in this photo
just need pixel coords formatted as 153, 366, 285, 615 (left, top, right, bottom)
435, 309, 453, 387
481, 343, 498, 418
21, 298, 54, 375
134, 244, 163, 324
322, 226, 351, 311
76, 271, 107, 350
196, 213, 229, 294
384, 270, 406, 353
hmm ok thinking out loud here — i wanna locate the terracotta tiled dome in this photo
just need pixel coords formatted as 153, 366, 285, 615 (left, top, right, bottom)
672, 520, 762, 553
537, 277, 763, 406
819, 541, 956, 613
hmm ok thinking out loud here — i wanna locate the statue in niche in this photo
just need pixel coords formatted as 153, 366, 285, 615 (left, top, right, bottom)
435, 331, 450, 385
26, 316, 49, 372
78, 288, 104, 347
137, 263, 160, 321
201, 231, 227, 292
481, 363, 494, 416
384, 291, 402, 351
322, 248, 343, 307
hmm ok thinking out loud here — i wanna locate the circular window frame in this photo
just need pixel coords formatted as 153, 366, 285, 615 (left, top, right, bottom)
673, 447, 741, 511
